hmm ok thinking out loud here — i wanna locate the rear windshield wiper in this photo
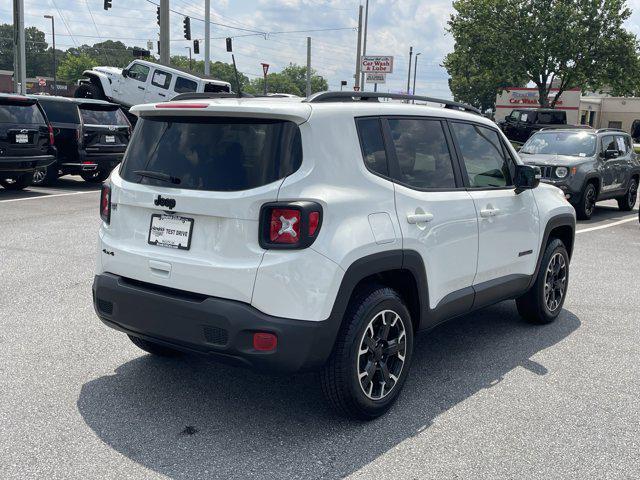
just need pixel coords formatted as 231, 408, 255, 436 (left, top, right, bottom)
134, 170, 181, 185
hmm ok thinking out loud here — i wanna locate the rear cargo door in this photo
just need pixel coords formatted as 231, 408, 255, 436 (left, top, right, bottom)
0, 97, 49, 158
79, 104, 130, 154
101, 114, 303, 303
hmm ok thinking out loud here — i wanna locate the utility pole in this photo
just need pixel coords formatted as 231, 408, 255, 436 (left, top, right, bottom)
159, 0, 170, 65
306, 37, 311, 97
12, 0, 26, 94
406, 46, 413, 95
44, 15, 56, 92
354, 5, 363, 91
412, 52, 421, 101
359, 0, 369, 91
204, 0, 210, 75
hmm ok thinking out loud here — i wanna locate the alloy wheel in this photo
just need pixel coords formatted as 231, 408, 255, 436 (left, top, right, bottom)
357, 309, 407, 400
584, 187, 596, 217
628, 180, 638, 208
32, 168, 46, 184
544, 252, 567, 313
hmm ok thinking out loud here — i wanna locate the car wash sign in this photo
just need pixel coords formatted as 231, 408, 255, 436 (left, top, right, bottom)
361, 56, 394, 74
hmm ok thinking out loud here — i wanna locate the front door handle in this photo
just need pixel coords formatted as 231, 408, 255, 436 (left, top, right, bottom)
138, 86, 145, 90
406, 212, 434, 224
480, 207, 501, 218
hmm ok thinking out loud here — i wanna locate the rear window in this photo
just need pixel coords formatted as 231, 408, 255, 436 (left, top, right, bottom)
80, 106, 128, 125
120, 116, 302, 191
0, 100, 46, 124
38, 100, 80, 124
204, 82, 231, 93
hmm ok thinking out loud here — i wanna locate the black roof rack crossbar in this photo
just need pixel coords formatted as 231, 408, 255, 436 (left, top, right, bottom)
304, 91, 481, 114
595, 127, 625, 134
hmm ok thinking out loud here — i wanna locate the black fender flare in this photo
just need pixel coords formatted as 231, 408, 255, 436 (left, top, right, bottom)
527, 213, 576, 290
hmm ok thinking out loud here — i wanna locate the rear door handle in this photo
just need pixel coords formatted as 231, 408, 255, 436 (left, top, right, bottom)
138, 86, 145, 90
406, 212, 434, 224
480, 207, 501, 218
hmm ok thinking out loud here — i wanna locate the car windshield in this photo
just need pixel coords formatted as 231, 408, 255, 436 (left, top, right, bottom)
80, 106, 128, 125
0, 99, 46, 124
520, 131, 596, 157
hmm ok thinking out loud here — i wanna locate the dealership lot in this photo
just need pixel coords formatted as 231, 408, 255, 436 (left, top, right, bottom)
1, 178, 639, 479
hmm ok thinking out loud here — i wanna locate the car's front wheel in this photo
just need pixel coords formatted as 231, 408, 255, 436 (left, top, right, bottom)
0, 173, 33, 191
80, 169, 110, 183
617, 177, 638, 211
575, 182, 597, 220
516, 238, 569, 324
321, 286, 414, 420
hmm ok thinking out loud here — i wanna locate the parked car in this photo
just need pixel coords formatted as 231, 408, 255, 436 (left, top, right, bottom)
519, 128, 640, 219
31, 96, 131, 185
75, 59, 232, 108
500, 108, 568, 143
0, 94, 56, 191
92, 91, 575, 420
631, 119, 640, 143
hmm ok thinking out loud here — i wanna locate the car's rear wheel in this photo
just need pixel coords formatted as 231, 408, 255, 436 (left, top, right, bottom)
516, 238, 569, 324
575, 182, 597, 220
32, 165, 58, 186
128, 335, 182, 357
616, 178, 638, 211
321, 286, 414, 420
75, 82, 105, 100
80, 169, 110, 183
0, 173, 33, 191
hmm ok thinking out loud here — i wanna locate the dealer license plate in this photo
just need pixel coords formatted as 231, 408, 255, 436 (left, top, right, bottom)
148, 214, 194, 250
15, 133, 28, 143
105, 135, 116, 143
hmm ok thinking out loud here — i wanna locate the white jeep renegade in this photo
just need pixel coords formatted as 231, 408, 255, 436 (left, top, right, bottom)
93, 92, 575, 420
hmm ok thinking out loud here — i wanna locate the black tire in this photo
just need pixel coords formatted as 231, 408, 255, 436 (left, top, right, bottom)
321, 286, 414, 420
616, 177, 638, 211
75, 82, 105, 100
128, 335, 182, 357
0, 173, 33, 190
516, 238, 569, 325
31, 164, 58, 186
80, 169, 110, 183
575, 182, 597, 220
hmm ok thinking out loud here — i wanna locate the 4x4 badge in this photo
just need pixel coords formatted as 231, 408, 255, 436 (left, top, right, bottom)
154, 195, 176, 210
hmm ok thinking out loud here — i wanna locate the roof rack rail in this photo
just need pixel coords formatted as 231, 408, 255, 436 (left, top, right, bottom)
595, 127, 625, 134
171, 92, 254, 101
304, 91, 481, 115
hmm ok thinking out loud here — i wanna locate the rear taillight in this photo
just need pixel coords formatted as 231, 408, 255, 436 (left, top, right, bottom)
100, 184, 111, 224
48, 124, 55, 146
259, 202, 323, 249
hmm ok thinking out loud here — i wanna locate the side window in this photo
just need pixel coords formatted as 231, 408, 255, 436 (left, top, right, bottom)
602, 135, 616, 153
356, 118, 388, 177
510, 111, 521, 122
151, 69, 172, 89
615, 135, 628, 154
128, 63, 150, 83
387, 118, 456, 189
451, 122, 514, 188
175, 77, 197, 94
550, 112, 566, 124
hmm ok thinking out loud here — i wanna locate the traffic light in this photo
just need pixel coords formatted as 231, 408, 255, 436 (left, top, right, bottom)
226, 37, 232, 52
103, 0, 112, 10
156, 6, 160, 25
183, 17, 191, 40
193, 40, 199, 54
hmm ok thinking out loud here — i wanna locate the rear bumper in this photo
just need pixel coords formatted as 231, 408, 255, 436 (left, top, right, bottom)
92, 273, 339, 373
66, 151, 124, 171
0, 154, 55, 173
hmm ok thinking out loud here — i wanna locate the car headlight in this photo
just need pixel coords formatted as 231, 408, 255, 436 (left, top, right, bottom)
555, 166, 569, 178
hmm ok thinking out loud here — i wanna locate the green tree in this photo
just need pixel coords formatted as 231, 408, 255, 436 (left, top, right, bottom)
249, 63, 328, 96
57, 53, 98, 83
444, 0, 640, 108
0, 24, 53, 77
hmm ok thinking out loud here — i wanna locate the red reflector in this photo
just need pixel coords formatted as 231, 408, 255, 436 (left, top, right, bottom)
253, 332, 277, 351
48, 124, 55, 146
269, 208, 301, 244
308, 211, 320, 236
100, 184, 111, 224
155, 103, 208, 109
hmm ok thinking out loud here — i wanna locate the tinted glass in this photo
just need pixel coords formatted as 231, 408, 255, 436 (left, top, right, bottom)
175, 77, 197, 93
80, 106, 128, 125
151, 69, 172, 89
520, 131, 596, 157
129, 63, 149, 82
204, 82, 230, 93
38, 100, 80, 124
120, 117, 302, 191
602, 135, 616, 152
510, 111, 521, 122
452, 122, 513, 188
0, 100, 46, 124
538, 111, 565, 124
388, 118, 455, 189
356, 118, 387, 176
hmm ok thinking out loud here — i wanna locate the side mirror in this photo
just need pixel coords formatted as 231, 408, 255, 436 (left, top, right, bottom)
514, 165, 540, 194
603, 149, 619, 160
122, 68, 129, 78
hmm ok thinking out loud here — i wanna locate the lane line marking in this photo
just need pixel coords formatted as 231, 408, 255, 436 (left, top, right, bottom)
0, 190, 98, 203
576, 216, 638, 234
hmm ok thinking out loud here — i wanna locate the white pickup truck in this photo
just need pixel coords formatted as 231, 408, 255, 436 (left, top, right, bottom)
75, 59, 231, 107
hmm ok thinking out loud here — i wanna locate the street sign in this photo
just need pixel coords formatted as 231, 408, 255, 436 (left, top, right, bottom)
38, 78, 46, 87
353, 86, 360, 92
361, 55, 394, 74
365, 73, 386, 84
261, 63, 269, 76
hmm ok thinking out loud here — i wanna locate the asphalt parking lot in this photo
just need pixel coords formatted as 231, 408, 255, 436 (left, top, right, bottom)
1, 178, 639, 480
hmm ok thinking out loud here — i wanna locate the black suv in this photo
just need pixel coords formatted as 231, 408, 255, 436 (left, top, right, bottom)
32, 96, 131, 185
500, 108, 568, 143
519, 128, 640, 219
0, 94, 56, 191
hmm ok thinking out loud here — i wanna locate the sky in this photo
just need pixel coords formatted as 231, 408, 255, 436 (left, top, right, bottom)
2, 0, 640, 99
